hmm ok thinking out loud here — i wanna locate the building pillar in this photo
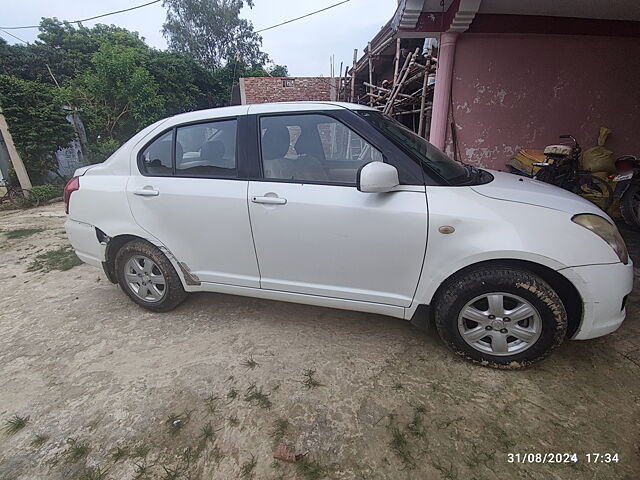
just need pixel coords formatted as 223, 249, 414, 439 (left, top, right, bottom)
429, 32, 459, 150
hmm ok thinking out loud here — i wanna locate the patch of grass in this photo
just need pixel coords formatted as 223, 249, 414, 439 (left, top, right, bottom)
78, 466, 109, 480
241, 356, 259, 369
435, 416, 464, 430
240, 454, 257, 478
131, 444, 150, 458
160, 464, 181, 480
301, 369, 323, 390
211, 446, 225, 463
200, 422, 216, 443
111, 445, 129, 462
244, 384, 272, 409
30, 433, 49, 448
27, 245, 82, 273
65, 437, 89, 463
5, 228, 43, 239
431, 457, 459, 480
388, 425, 415, 470
133, 462, 151, 480
165, 410, 192, 436
296, 458, 325, 480
269, 418, 289, 442
3, 415, 29, 435
204, 394, 220, 414
406, 407, 426, 439
228, 415, 240, 427
227, 388, 239, 401
179, 446, 199, 466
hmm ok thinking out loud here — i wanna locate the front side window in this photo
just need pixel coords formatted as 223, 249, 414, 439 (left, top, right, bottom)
358, 111, 468, 184
260, 114, 383, 184
140, 131, 172, 176
176, 119, 237, 177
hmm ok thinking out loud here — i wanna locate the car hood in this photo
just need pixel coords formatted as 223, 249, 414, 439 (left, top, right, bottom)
471, 170, 609, 218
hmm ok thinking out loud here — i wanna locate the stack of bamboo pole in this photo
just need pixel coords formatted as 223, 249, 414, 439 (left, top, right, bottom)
338, 38, 437, 137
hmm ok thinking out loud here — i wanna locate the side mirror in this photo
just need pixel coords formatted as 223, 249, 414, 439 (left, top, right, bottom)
357, 162, 399, 193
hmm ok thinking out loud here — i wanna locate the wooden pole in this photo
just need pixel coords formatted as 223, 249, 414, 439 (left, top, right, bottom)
350, 48, 357, 103
0, 108, 32, 190
384, 48, 418, 115
418, 54, 431, 137
338, 62, 342, 101
393, 38, 401, 85
367, 42, 374, 106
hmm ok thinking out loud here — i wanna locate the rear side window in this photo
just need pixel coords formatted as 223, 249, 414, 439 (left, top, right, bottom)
176, 120, 237, 178
138, 119, 238, 178
140, 131, 172, 176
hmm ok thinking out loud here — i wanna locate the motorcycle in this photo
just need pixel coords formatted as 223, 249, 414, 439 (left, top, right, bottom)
613, 155, 640, 230
532, 135, 613, 212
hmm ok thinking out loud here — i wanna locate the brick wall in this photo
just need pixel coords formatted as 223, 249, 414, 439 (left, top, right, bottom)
240, 77, 336, 104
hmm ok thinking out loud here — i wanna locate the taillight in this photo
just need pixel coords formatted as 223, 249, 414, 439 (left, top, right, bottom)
64, 176, 79, 214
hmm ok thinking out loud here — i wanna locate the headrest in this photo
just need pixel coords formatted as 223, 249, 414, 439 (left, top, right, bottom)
200, 140, 225, 163
262, 126, 291, 160
294, 129, 325, 160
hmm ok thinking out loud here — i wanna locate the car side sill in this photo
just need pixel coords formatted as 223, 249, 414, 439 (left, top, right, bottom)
188, 282, 406, 319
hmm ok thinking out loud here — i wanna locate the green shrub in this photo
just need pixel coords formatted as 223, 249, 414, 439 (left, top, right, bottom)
86, 138, 120, 165
31, 184, 63, 202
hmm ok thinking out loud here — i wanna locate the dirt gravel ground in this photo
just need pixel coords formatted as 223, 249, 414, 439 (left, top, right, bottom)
0, 202, 639, 480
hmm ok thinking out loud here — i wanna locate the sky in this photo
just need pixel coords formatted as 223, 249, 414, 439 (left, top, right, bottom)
0, 0, 398, 76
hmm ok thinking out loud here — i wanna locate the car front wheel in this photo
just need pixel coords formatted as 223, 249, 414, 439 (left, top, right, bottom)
434, 266, 567, 368
115, 239, 188, 312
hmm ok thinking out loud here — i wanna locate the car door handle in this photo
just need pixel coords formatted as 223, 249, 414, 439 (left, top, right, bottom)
133, 188, 159, 196
251, 196, 286, 205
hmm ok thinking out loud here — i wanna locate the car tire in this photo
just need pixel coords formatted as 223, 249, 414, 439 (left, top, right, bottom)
620, 183, 640, 231
433, 265, 567, 369
115, 239, 188, 312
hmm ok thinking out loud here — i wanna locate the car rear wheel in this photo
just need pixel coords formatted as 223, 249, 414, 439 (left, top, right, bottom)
115, 239, 188, 312
433, 266, 567, 368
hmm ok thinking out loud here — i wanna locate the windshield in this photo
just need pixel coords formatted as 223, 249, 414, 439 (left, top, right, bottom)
358, 110, 469, 184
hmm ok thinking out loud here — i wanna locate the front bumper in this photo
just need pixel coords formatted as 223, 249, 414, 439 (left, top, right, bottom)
559, 261, 634, 340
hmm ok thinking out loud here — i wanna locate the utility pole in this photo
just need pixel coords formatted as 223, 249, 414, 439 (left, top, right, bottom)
0, 108, 32, 190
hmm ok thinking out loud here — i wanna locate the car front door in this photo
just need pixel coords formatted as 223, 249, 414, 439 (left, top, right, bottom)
127, 117, 260, 287
247, 112, 428, 306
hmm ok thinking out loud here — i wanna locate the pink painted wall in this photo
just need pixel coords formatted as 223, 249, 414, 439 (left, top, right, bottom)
448, 34, 640, 169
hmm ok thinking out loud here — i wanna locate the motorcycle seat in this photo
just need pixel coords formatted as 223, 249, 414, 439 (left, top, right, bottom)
544, 144, 572, 156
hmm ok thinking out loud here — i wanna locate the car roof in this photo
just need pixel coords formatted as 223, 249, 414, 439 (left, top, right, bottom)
163, 101, 377, 126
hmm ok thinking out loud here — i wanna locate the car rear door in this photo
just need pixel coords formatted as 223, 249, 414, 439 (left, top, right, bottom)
247, 111, 428, 306
126, 116, 260, 287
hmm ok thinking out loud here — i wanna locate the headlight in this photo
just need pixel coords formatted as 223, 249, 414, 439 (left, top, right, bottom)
572, 214, 628, 264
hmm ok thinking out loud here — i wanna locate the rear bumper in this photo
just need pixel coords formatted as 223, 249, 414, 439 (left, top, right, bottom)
559, 261, 634, 340
64, 218, 105, 268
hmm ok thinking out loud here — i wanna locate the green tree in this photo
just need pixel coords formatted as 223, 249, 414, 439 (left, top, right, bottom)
269, 65, 289, 77
0, 75, 75, 181
37, 19, 147, 83
68, 44, 166, 162
162, 0, 268, 68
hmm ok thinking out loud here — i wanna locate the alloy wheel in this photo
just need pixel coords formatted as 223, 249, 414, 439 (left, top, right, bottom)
457, 292, 542, 356
124, 255, 166, 302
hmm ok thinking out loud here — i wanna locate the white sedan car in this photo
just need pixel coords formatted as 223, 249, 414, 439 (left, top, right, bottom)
65, 102, 633, 368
